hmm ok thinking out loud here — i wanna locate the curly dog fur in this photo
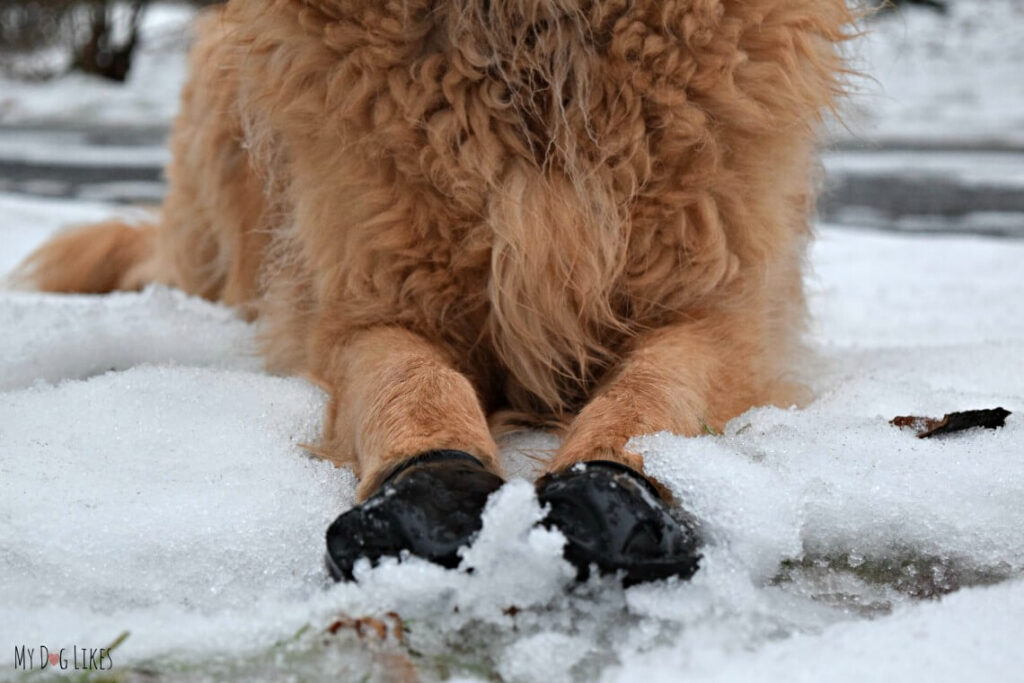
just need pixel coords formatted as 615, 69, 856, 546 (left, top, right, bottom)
18, 0, 853, 496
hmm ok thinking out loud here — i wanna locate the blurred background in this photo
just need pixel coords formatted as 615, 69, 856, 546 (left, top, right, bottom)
0, 0, 1022, 236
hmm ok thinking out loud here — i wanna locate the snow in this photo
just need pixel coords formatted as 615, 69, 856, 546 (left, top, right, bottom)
808, 228, 1024, 347
0, 4, 192, 126
609, 578, 1024, 683
840, 0, 1024, 146
0, 288, 261, 391
1, 193, 1022, 680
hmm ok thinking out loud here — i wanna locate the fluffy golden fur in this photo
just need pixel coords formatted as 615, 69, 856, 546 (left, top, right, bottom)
18, 0, 853, 496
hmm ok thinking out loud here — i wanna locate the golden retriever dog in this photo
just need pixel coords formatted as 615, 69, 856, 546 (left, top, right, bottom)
18, 0, 852, 582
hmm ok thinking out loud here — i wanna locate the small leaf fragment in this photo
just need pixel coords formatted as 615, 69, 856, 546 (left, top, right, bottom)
891, 415, 943, 433
890, 408, 1011, 438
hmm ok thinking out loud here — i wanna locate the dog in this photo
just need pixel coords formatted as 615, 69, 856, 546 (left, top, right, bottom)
17, 0, 852, 582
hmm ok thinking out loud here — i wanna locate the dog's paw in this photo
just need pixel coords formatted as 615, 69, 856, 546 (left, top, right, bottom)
325, 450, 504, 581
536, 460, 702, 586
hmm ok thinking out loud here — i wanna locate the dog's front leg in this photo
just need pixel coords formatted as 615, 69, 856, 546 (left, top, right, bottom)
552, 321, 736, 475
317, 326, 504, 580
318, 326, 500, 498
537, 321, 753, 584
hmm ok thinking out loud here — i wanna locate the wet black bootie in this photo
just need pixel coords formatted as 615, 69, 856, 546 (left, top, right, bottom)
536, 460, 702, 586
325, 450, 504, 581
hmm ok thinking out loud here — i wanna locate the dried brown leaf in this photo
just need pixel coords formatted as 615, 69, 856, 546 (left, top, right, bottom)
890, 408, 1011, 438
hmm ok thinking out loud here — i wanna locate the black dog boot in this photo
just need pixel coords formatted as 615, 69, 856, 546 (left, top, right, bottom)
536, 460, 701, 586
325, 450, 504, 581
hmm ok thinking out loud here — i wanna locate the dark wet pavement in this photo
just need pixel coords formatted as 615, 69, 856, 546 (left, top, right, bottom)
2, 124, 1023, 237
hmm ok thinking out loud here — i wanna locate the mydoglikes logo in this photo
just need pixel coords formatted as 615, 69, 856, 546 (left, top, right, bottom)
12, 632, 128, 672
13, 645, 113, 671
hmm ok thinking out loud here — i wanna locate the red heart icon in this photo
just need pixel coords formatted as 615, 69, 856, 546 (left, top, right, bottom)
48, 652, 59, 666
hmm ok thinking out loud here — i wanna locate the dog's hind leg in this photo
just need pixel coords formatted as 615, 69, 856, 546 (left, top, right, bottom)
316, 326, 505, 580
14, 7, 265, 310
12, 218, 160, 294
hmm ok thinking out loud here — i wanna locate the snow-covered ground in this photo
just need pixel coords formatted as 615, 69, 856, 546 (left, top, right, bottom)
1, 194, 1022, 681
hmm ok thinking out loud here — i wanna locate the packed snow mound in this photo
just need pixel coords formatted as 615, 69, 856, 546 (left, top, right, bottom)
0, 288, 260, 391
1, 195, 1022, 680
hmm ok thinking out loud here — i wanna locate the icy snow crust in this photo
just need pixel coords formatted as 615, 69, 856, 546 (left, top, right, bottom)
2, 196, 1023, 681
